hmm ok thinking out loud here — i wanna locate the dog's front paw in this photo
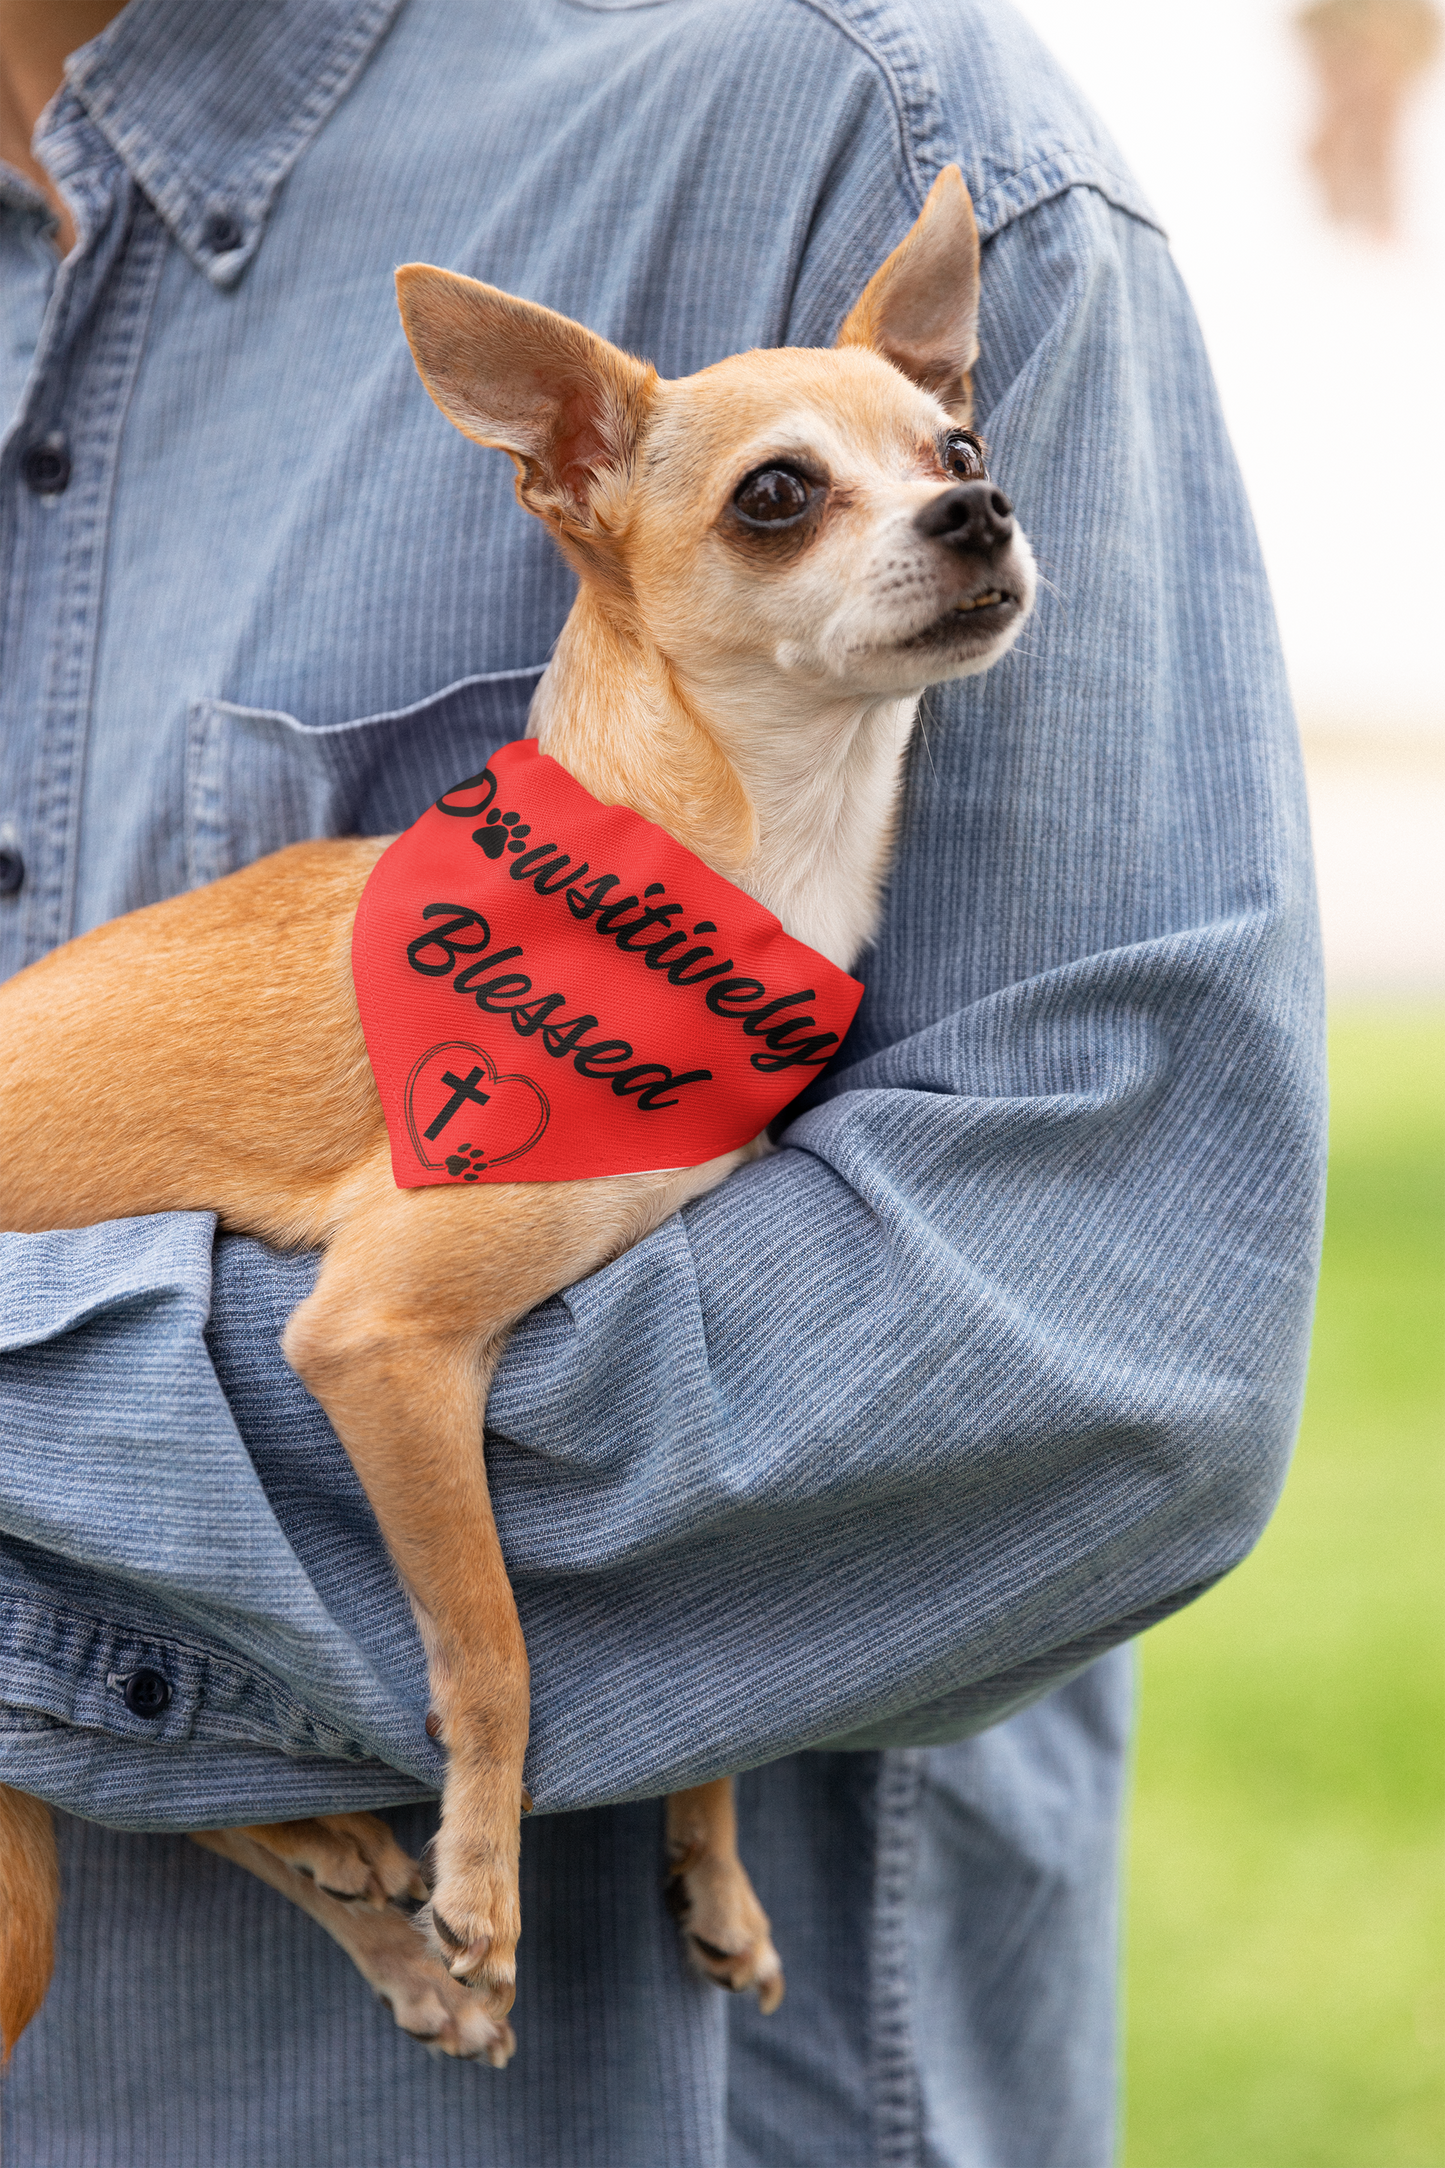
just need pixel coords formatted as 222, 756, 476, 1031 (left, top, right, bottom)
422, 1845, 522, 2016
666, 1848, 785, 2013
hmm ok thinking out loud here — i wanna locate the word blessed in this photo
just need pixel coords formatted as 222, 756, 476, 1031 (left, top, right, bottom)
351, 739, 864, 1186
407, 904, 711, 1113
435, 766, 842, 1075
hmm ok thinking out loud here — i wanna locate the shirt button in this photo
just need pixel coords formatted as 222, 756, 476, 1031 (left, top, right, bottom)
0, 848, 23, 896
202, 211, 244, 254
23, 441, 70, 495
122, 1668, 172, 1718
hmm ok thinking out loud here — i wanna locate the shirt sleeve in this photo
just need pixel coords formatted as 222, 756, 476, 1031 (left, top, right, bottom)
478, 183, 1327, 1793
0, 180, 1325, 1826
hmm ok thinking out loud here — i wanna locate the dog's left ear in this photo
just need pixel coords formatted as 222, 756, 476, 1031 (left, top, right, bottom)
836, 165, 980, 422
396, 266, 656, 534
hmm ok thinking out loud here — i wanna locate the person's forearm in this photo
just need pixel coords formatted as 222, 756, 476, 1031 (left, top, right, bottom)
0, 1216, 441, 1827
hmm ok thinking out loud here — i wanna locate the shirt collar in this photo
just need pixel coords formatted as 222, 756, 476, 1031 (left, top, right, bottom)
50, 0, 407, 289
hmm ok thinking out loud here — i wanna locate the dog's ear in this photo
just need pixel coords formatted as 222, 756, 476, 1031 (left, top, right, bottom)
396, 267, 656, 532
835, 165, 980, 422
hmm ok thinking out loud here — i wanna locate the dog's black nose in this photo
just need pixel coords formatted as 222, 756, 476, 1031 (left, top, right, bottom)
915, 481, 1014, 556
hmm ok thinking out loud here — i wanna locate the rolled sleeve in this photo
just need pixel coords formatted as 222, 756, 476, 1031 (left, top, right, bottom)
0, 1217, 442, 1824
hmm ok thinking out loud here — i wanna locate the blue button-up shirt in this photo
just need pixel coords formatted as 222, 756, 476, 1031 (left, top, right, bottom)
0, 0, 1325, 1829
0, 1, 1324, 2158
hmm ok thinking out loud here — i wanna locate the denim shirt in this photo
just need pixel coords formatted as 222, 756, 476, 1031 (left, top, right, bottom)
0, 0, 1325, 1834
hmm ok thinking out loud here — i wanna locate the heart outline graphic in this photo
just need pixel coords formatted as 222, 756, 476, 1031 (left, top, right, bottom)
403, 1039, 550, 1175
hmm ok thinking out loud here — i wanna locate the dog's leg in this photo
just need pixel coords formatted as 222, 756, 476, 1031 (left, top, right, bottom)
665, 1779, 784, 2011
0, 1786, 58, 2062
280, 1181, 536, 2015
192, 1826, 513, 2064
214, 1812, 428, 1909
282, 1152, 745, 2017
282, 1305, 527, 2013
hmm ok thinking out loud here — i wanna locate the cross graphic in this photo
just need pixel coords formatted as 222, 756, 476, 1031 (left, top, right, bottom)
424, 1066, 491, 1141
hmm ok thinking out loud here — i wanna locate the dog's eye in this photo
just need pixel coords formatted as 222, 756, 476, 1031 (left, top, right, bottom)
942, 432, 985, 481
733, 466, 812, 526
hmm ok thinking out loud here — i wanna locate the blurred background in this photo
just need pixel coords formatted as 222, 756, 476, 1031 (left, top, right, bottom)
1008, 3, 1445, 2161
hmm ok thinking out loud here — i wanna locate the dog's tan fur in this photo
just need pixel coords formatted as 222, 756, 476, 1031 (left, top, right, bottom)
191, 1817, 516, 2064
0, 167, 1034, 2061
0, 1787, 57, 2058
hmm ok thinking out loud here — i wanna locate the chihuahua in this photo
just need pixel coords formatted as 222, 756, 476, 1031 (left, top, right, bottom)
0, 165, 1034, 2066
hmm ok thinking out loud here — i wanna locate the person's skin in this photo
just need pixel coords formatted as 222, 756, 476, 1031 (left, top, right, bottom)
0, 1, 125, 254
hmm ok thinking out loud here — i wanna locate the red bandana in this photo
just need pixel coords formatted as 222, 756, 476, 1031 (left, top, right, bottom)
351, 739, 864, 1186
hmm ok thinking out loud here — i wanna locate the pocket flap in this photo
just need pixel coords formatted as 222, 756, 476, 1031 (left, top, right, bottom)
186, 667, 546, 885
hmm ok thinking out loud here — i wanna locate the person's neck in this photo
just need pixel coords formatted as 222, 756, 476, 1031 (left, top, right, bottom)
0, 1, 128, 253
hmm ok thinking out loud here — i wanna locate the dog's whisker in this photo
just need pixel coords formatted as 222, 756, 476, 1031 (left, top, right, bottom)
916, 693, 940, 780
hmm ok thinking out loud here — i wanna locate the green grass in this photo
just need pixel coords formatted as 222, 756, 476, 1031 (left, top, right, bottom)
1123, 1009, 1445, 2168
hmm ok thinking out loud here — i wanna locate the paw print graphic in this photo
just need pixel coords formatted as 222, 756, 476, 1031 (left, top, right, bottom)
474, 807, 532, 860
443, 1142, 491, 1181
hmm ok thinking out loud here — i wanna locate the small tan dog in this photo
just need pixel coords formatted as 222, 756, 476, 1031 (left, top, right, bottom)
0, 166, 1034, 2066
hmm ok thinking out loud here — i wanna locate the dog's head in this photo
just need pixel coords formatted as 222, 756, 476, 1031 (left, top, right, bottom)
396, 168, 1034, 713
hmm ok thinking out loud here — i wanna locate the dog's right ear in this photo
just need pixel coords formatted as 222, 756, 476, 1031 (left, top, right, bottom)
396, 267, 656, 536
835, 165, 980, 423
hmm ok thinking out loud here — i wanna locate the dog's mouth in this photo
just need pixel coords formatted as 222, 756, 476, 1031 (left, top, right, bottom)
894, 587, 1021, 652
952, 587, 1013, 615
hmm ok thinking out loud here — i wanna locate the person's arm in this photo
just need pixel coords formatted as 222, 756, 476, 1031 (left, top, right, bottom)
0, 171, 1323, 1827
477, 182, 1326, 1796
0, 1215, 442, 1824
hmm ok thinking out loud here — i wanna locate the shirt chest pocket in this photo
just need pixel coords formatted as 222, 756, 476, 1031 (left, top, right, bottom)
184, 668, 546, 887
